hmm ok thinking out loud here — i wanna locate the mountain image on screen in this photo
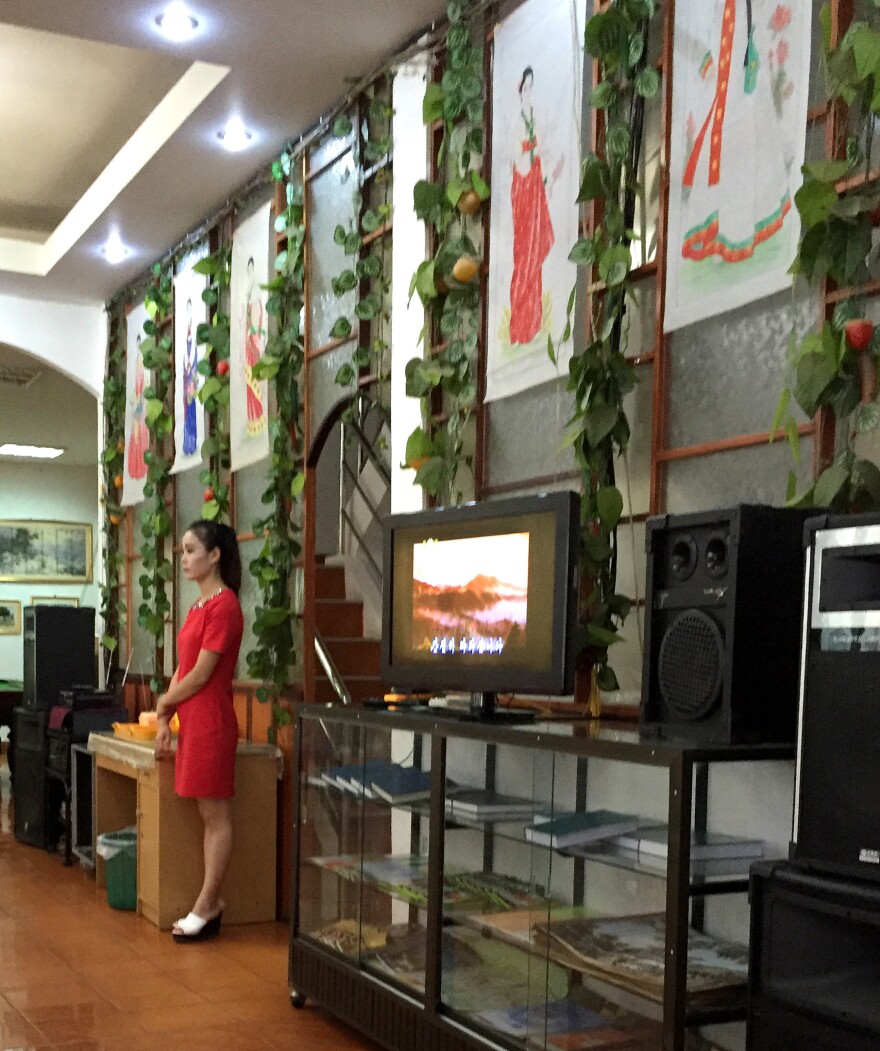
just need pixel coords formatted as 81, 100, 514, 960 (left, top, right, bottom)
411, 532, 530, 656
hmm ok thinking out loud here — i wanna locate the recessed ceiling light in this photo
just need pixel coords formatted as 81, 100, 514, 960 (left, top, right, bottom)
101, 231, 130, 265
0, 443, 65, 460
156, 1, 199, 42
217, 115, 254, 153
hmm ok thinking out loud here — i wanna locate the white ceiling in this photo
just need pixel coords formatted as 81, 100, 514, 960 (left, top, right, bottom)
0, 0, 444, 305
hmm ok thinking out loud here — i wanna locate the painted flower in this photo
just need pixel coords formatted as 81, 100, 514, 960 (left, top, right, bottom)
776, 40, 789, 66
770, 5, 792, 33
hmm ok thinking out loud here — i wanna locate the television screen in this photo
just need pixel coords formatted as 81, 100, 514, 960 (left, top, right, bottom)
382, 491, 579, 697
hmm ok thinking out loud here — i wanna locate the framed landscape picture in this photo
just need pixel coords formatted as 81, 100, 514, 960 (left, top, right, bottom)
0, 520, 93, 584
30, 595, 80, 607
0, 600, 22, 636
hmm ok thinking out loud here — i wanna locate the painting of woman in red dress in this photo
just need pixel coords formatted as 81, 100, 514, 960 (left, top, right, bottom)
509, 67, 557, 345
244, 256, 266, 437
127, 336, 148, 480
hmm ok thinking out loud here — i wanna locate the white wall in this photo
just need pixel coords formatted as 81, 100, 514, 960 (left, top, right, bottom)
390, 55, 429, 516
0, 293, 106, 397
0, 463, 101, 680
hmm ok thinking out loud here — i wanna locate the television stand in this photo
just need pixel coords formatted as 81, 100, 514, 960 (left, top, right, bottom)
463, 692, 536, 723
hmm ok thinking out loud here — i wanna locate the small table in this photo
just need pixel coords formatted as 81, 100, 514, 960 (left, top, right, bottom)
88, 733, 280, 929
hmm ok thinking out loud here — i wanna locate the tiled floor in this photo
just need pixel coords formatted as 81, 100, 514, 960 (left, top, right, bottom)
0, 748, 380, 1051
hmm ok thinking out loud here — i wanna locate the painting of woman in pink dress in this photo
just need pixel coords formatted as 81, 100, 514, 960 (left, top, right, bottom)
182, 297, 198, 455
509, 67, 559, 345
244, 256, 266, 436
127, 336, 148, 480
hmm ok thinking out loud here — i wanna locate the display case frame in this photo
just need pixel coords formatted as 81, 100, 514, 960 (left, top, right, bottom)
289, 703, 793, 1051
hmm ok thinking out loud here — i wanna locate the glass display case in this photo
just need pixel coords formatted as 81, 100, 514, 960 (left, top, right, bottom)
289, 703, 793, 1051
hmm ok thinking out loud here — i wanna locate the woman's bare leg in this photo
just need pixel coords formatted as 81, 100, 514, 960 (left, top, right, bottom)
186, 796, 233, 922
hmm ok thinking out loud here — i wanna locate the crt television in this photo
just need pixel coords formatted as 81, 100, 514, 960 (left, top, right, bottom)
381, 491, 580, 705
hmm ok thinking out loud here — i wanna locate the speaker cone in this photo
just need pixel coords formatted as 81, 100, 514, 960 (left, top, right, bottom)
706, 535, 729, 579
670, 534, 698, 581
657, 609, 724, 720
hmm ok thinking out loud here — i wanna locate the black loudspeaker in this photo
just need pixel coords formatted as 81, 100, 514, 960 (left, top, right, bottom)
792, 512, 880, 883
12, 707, 50, 848
640, 505, 814, 744
23, 605, 95, 710
748, 860, 880, 1049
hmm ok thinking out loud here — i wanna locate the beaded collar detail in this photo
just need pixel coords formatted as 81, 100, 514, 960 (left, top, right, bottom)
191, 586, 225, 611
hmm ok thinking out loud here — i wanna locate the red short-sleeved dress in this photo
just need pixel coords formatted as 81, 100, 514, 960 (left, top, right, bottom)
174, 587, 244, 799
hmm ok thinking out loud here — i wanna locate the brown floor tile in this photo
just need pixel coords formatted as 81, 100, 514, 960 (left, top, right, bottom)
0, 754, 378, 1051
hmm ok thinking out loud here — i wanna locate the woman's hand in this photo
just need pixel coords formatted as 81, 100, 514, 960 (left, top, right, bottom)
154, 719, 173, 759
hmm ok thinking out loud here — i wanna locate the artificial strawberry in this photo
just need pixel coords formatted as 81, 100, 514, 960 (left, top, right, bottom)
845, 318, 874, 352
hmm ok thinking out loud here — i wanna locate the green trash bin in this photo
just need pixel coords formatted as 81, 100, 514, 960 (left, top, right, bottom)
96, 827, 137, 910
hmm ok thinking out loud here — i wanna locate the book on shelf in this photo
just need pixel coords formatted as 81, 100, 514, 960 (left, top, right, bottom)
531, 912, 748, 1004
525, 810, 641, 849
475, 999, 609, 1039
446, 788, 539, 819
346, 759, 400, 796
369, 765, 433, 803
609, 825, 764, 861
445, 871, 555, 911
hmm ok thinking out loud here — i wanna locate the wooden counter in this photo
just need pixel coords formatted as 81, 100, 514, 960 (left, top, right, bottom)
88, 733, 279, 930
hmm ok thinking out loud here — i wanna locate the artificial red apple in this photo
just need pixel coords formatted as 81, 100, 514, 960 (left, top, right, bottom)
845, 318, 874, 352
203, 487, 215, 502
217, 360, 230, 377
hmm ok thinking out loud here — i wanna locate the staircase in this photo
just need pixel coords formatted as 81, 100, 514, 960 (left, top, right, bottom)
313, 561, 383, 704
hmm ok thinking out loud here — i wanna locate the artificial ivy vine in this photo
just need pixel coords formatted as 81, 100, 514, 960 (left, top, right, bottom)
245, 154, 307, 740
330, 83, 395, 396
193, 244, 233, 522
405, 0, 489, 505
137, 265, 175, 694
99, 306, 127, 675
562, 0, 660, 692
773, 6, 880, 512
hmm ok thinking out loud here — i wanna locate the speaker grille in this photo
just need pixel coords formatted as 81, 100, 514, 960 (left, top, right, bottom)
657, 609, 723, 720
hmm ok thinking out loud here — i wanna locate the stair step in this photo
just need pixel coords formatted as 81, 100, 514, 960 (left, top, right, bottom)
314, 676, 386, 703
315, 563, 346, 600
315, 600, 363, 637
322, 638, 381, 677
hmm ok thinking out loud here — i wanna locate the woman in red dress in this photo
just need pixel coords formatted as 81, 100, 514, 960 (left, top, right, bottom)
509, 66, 555, 345
154, 520, 244, 941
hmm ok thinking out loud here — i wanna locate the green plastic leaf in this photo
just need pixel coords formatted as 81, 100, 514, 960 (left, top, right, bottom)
568, 237, 596, 267
332, 114, 353, 138
770, 387, 791, 439
634, 67, 660, 99
596, 664, 620, 692
290, 472, 306, 497
145, 398, 164, 424
596, 486, 624, 530
470, 171, 490, 200
794, 178, 839, 228
814, 462, 849, 507
423, 82, 446, 124
598, 245, 631, 287
589, 81, 616, 109
329, 317, 353, 340
856, 401, 880, 433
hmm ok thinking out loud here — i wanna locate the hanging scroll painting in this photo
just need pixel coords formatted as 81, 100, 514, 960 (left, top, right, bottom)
485, 0, 585, 402
664, 0, 811, 332
121, 302, 151, 507
171, 260, 208, 474
230, 201, 272, 472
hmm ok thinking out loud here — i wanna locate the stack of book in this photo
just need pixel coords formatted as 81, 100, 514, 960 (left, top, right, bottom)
524, 810, 641, 850
445, 789, 540, 822
607, 826, 764, 869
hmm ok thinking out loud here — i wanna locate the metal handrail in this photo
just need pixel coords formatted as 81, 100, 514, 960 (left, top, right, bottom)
314, 630, 353, 706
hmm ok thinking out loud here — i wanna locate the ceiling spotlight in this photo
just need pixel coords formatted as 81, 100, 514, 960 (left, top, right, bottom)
101, 231, 130, 265
156, 1, 199, 42
217, 115, 254, 153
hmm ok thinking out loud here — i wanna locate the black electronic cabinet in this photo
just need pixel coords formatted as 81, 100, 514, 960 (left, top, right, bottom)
12, 707, 56, 848
23, 605, 95, 710
748, 861, 880, 1049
